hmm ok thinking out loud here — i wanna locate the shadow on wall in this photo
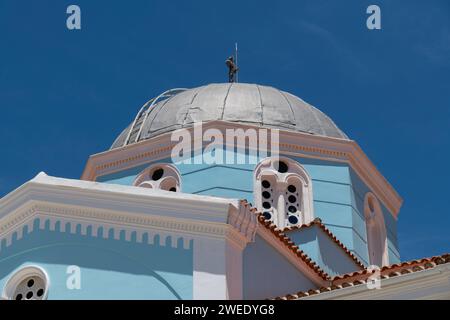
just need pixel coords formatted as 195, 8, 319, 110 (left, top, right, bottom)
0, 218, 193, 299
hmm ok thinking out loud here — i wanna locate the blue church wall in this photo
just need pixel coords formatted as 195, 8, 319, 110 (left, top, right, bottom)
96, 151, 255, 200
0, 219, 193, 300
96, 148, 400, 266
243, 234, 317, 300
290, 158, 371, 266
287, 225, 361, 276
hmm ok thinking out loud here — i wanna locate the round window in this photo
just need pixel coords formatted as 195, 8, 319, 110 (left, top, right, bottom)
262, 180, 271, 188
274, 161, 288, 173
262, 211, 272, 220
287, 185, 296, 193
2, 266, 49, 300
288, 215, 299, 225
151, 168, 164, 181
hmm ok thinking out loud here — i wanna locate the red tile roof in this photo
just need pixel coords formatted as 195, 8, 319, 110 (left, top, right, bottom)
272, 253, 450, 300
240, 201, 364, 278
238, 201, 449, 300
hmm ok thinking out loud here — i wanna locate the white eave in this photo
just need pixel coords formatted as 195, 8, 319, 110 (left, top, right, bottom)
0, 172, 258, 246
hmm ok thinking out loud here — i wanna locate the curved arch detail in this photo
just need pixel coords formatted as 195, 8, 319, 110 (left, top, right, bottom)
364, 192, 389, 267
254, 157, 314, 228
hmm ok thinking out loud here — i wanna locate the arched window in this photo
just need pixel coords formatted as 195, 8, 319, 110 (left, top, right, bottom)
133, 164, 181, 192
364, 193, 389, 267
254, 157, 314, 228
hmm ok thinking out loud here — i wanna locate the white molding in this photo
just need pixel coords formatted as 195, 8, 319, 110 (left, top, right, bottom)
81, 121, 403, 218
2, 265, 50, 300
0, 173, 261, 300
0, 173, 258, 252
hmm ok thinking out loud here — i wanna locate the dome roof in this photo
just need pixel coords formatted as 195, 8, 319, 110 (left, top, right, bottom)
111, 83, 348, 149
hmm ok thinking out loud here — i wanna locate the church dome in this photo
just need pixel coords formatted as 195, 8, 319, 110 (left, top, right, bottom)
111, 83, 348, 149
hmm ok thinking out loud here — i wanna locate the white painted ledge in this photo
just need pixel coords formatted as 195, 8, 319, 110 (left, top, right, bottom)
0, 172, 258, 247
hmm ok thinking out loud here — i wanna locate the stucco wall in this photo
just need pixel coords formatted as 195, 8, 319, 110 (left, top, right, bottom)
287, 226, 361, 276
0, 218, 193, 300
242, 234, 316, 299
96, 149, 400, 266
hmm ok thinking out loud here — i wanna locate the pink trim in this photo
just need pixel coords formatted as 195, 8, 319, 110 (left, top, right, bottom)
81, 121, 402, 218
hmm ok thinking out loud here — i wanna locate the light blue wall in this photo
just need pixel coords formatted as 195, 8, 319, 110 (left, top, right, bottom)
96, 148, 400, 266
0, 219, 193, 300
349, 169, 400, 264
287, 225, 361, 276
243, 234, 316, 299
96, 151, 255, 201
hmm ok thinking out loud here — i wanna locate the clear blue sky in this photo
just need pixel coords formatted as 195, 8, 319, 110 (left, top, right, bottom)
0, 0, 449, 261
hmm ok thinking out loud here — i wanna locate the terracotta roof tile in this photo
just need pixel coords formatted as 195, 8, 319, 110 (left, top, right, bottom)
240, 200, 369, 284
271, 253, 450, 300
240, 199, 450, 300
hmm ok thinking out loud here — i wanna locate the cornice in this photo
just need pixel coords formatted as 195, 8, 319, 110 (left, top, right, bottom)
0, 173, 234, 221
81, 121, 402, 218
0, 174, 258, 252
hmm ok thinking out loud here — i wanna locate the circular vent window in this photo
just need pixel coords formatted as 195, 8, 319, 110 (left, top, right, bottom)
2, 266, 49, 300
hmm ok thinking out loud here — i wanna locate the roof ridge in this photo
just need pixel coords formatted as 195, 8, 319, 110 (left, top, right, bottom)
332, 253, 450, 283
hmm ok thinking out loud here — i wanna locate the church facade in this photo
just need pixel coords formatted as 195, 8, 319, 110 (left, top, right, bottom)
0, 83, 449, 300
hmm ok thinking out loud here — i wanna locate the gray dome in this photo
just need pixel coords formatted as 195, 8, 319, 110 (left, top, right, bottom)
111, 83, 348, 149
